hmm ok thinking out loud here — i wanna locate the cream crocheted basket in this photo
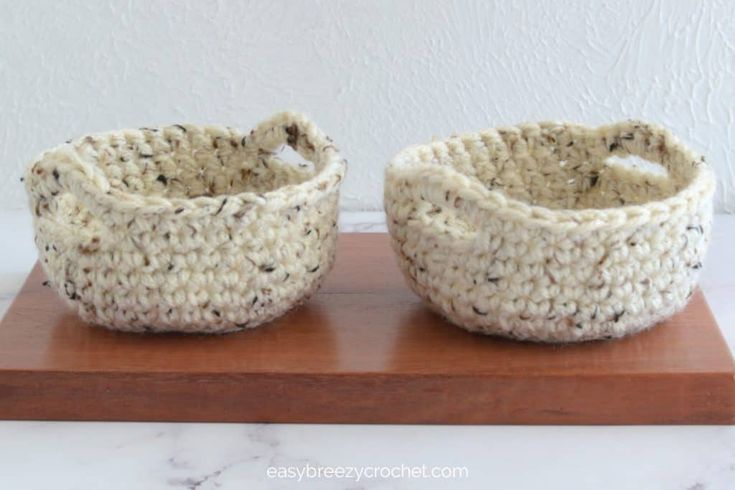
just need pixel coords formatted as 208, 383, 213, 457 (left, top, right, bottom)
385, 121, 715, 342
25, 112, 346, 333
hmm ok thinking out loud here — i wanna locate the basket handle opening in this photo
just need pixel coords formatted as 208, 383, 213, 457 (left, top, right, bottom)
246, 112, 340, 176
389, 163, 492, 247
26, 149, 111, 251
599, 121, 704, 185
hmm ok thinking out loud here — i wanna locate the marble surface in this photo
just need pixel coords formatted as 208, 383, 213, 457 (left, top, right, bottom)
0, 210, 733, 490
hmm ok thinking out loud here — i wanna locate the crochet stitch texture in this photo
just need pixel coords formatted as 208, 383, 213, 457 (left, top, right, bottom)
385, 121, 715, 342
26, 112, 346, 333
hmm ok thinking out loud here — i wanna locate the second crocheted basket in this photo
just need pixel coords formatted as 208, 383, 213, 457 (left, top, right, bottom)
385, 121, 715, 342
25, 112, 346, 333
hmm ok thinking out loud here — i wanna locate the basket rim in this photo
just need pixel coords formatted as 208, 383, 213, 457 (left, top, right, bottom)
29, 112, 345, 218
386, 119, 715, 231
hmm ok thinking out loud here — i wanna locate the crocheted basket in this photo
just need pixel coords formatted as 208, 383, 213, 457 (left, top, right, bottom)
385, 121, 715, 342
25, 112, 346, 333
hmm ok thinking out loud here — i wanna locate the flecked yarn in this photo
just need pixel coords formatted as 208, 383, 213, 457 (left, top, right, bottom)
25, 112, 346, 333
385, 121, 715, 342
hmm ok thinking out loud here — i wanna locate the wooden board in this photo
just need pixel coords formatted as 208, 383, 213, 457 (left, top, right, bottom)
0, 233, 733, 424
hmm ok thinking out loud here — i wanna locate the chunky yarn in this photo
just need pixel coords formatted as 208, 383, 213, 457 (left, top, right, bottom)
385, 121, 715, 342
26, 112, 346, 333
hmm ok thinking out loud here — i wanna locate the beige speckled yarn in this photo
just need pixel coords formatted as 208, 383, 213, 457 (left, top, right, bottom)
25, 112, 346, 333
385, 121, 715, 342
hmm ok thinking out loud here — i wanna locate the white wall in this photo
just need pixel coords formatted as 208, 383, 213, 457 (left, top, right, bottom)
1, 0, 734, 212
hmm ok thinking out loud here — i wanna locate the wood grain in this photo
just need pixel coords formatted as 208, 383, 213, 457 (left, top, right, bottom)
0, 233, 733, 424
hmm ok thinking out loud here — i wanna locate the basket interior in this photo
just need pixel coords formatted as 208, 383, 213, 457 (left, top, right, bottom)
429, 124, 696, 210
76, 126, 317, 200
